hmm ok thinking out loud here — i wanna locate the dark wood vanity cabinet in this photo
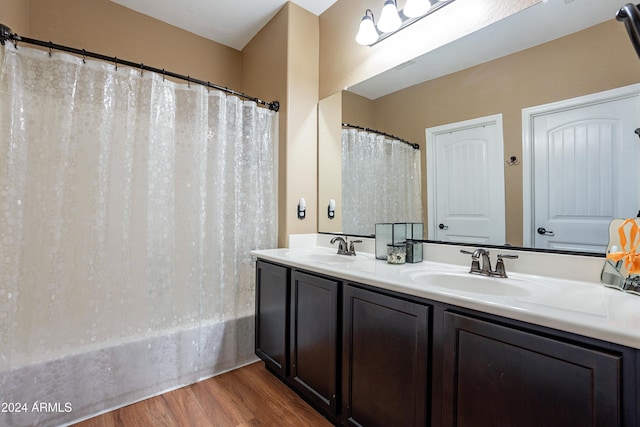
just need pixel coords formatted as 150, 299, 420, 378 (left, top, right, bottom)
255, 260, 290, 377
442, 312, 624, 427
290, 270, 340, 417
254, 259, 638, 427
342, 284, 430, 427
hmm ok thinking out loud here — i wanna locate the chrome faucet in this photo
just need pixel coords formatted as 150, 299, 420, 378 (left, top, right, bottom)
461, 248, 492, 275
460, 249, 518, 278
330, 236, 362, 256
331, 236, 348, 254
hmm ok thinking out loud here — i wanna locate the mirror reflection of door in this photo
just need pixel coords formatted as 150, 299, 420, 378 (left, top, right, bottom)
523, 84, 640, 253
426, 114, 506, 244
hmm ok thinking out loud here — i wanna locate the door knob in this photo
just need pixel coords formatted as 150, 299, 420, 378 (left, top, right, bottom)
537, 227, 554, 236
439, 223, 448, 230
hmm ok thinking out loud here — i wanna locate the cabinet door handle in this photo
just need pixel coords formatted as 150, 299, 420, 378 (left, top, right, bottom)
439, 223, 448, 230
537, 227, 554, 236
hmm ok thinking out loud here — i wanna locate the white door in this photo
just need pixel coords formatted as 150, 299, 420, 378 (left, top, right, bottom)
426, 114, 506, 244
525, 87, 640, 252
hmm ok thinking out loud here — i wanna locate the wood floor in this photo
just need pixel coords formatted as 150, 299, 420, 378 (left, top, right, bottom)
73, 362, 333, 427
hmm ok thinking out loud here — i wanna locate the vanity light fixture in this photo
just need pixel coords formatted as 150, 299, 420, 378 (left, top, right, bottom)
328, 199, 336, 219
355, 0, 456, 46
356, 9, 379, 46
378, 0, 402, 33
403, 0, 431, 18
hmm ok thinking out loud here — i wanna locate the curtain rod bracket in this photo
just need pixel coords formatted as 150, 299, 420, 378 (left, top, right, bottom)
0, 24, 11, 45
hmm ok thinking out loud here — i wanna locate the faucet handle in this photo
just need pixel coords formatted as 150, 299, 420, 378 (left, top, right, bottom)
460, 248, 490, 257
493, 254, 519, 278
460, 249, 477, 258
348, 240, 362, 255
460, 249, 482, 274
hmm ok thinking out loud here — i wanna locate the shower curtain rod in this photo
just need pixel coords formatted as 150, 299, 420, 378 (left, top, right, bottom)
0, 23, 280, 112
342, 123, 419, 149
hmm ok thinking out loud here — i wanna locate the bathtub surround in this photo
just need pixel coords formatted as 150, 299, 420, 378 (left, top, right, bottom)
0, 44, 277, 426
1, 317, 256, 427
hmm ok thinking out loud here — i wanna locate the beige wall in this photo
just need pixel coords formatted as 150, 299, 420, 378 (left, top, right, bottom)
319, 0, 541, 99
354, 19, 640, 246
342, 91, 375, 129
284, 4, 319, 245
243, 6, 290, 247
27, 0, 242, 89
243, 3, 319, 247
3, 0, 29, 35
318, 92, 342, 232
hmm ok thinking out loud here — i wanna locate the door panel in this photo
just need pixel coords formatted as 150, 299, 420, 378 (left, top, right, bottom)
290, 271, 339, 416
442, 312, 621, 427
342, 285, 430, 427
255, 261, 289, 377
427, 115, 506, 245
532, 96, 640, 251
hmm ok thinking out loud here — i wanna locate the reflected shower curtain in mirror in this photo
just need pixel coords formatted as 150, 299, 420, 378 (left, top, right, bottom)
342, 128, 423, 235
0, 44, 277, 426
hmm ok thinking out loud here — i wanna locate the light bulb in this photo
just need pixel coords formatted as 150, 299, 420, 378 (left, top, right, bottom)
377, 0, 402, 33
403, 0, 431, 18
355, 12, 379, 45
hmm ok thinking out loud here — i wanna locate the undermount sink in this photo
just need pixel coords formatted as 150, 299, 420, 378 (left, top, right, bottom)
406, 271, 539, 297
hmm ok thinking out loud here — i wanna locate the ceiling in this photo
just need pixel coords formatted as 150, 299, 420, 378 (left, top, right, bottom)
110, 0, 338, 50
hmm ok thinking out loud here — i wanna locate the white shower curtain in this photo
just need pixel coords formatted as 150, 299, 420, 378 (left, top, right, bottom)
0, 44, 277, 426
342, 128, 423, 235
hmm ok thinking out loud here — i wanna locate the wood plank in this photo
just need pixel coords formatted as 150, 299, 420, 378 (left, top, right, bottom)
73, 362, 332, 427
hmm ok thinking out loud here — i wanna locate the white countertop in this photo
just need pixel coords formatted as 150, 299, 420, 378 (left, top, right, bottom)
252, 246, 640, 349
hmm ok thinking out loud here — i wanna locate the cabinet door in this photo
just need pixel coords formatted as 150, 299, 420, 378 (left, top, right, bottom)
290, 271, 340, 417
255, 260, 289, 377
442, 312, 621, 427
342, 285, 430, 427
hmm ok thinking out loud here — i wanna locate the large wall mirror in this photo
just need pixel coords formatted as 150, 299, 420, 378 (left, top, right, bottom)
318, 0, 640, 255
